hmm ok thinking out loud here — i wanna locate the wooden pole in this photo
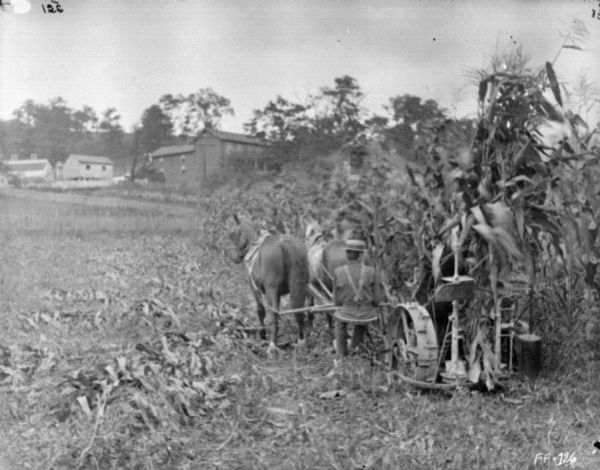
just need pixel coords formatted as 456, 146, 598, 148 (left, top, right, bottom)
265, 303, 337, 316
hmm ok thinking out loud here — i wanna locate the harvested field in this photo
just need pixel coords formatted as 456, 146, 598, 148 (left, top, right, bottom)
0, 193, 599, 469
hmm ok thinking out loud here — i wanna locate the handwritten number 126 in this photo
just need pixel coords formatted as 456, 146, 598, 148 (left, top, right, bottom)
42, 0, 63, 14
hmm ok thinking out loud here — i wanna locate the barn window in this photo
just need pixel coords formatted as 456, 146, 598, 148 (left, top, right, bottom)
159, 158, 164, 164
180, 155, 186, 161
102, 166, 106, 171
181, 165, 186, 173
86, 164, 91, 170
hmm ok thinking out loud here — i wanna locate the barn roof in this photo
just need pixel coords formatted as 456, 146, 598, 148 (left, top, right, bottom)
149, 145, 196, 159
4, 160, 51, 172
68, 154, 114, 165
149, 131, 266, 160
199, 129, 266, 146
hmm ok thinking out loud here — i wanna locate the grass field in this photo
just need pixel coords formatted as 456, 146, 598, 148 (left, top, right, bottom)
1, 192, 599, 469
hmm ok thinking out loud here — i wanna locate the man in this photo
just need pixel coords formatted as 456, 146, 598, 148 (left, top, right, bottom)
332, 238, 382, 356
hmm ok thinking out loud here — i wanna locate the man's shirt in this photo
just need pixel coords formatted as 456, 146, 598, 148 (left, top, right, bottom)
333, 262, 382, 308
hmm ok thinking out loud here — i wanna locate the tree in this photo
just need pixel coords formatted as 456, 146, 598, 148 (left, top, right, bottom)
137, 105, 173, 153
70, 105, 101, 155
383, 95, 446, 156
99, 107, 125, 159
386, 95, 445, 127
72, 105, 99, 135
6, 98, 131, 165
159, 88, 234, 138
12, 97, 73, 164
13, 99, 38, 127
244, 96, 308, 144
129, 105, 174, 181
314, 75, 367, 145
0, 119, 29, 160
363, 114, 389, 143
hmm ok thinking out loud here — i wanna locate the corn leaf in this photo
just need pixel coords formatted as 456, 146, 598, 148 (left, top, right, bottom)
514, 200, 525, 242
437, 214, 461, 236
468, 327, 483, 365
482, 342, 497, 383
540, 95, 563, 122
432, 243, 444, 282
457, 212, 473, 248
501, 175, 535, 188
471, 205, 489, 227
478, 79, 488, 102
76, 396, 93, 417
484, 201, 514, 233
584, 128, 598, 145
265, 406, 297, 416
569, 113, 588, 129
545, 61, 562, 107
469, 357, 482, 383
473, 223, 496, 245
492, 226, 521, 258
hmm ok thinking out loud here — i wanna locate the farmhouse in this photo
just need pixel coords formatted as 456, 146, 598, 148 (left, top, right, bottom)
62, 154, 114, 180
150, 129, 267, 187
4, 159, 55, 182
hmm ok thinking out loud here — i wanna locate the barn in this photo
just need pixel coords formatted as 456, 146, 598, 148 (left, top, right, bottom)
4, 159, 55, 182
150, 129, 267, 187
62, 154, 114, 180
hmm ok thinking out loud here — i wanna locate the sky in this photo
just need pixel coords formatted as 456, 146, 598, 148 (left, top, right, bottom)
1, 0, 599, 133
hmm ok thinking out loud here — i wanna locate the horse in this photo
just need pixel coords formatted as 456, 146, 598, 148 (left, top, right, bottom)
305, 220, 348, 294
304, 219, 350, 334
230, 214, 310, 355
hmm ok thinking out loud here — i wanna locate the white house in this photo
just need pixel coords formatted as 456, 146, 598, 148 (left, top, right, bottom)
62, 154, 114, 180
4, 159, 55, 182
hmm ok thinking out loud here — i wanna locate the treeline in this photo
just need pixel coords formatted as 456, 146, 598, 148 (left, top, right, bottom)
244, 75, 461, 162
0, 99, 138, 171
0, 75, 466, 173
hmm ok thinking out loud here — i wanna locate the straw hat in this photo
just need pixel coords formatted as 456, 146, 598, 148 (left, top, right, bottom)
345, 239, 367, 252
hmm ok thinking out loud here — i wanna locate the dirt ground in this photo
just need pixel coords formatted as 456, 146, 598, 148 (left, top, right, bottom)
1, 192, 599, 469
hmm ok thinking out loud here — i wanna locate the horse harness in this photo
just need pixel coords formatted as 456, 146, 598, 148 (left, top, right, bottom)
243, 230, 271, 292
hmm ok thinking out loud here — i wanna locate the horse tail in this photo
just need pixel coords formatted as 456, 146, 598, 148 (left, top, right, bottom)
283, 239, 310, 309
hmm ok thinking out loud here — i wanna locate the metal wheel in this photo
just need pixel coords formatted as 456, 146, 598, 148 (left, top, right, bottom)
384, 303, 439, 383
